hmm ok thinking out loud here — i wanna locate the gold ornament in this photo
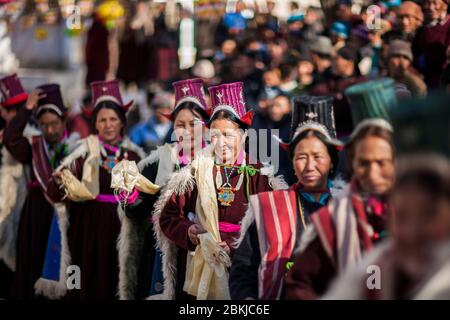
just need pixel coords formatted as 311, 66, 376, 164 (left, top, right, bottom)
34, 26, 48, 40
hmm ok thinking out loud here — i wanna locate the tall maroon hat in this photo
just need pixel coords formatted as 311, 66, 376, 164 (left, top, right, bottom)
35, 84, 66, 118
208, 82, 253, 126
90, 79, 132, 111
0, 74, 28, 108
160, 78, 211, 122
173, 78, 208, 111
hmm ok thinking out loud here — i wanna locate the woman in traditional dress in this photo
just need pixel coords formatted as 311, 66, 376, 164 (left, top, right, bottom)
4, 83, 77, 299
116, 78, 210, 300
52, 80, 148, 300
0, 74, 30, 299
155, 82, 287, 300
284, 79, 397, 300
323, 94, 450, 300
229, 95, 345, 300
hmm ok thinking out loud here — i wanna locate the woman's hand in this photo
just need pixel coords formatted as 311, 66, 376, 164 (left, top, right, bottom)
218, 241, 230, 255
52, 170, 63, 185
26, 89, 46, 111
188, 223, 206, 246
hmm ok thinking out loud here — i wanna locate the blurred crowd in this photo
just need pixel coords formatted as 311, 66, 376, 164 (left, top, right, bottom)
102, 0, 450, 184
1, 0, 449, 151
81, 0, 450, 146
0, 0, 449, 302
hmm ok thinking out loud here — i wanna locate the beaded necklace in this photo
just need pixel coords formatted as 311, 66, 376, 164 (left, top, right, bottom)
100, 140, 127, 173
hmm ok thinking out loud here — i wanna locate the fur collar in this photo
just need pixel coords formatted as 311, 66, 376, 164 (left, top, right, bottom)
57, 135, 146, 171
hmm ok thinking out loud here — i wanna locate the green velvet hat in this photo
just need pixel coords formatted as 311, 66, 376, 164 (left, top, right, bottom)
344, 78, 397, 139
390, 93, 450, 158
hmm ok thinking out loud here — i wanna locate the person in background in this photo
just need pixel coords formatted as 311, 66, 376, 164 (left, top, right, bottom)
279, 62, 299, 94
413, 0, 450, 88
292, 52, 315, 96
214, 39, 237, 78
267, 39, 287, 69
5, 84, 78, 299
330, 21, 349, 51
309, 36, 334, 84
348, 24, 374, 77
333, 0, 362, 28
311, 45, 367, 136
289, 1, 302, 17
229, 51, 263, 108
386, 39, 427, 97
221, 0, 247, 39
384, 1, 424, 42
252, 93, 295, 185
260, 68, 282, 102
255, 0, 279, 34
129, 92, 174, 153
301, 6, 324, 45
85, 9, 118, 87
117, 0, 154, 89
267, 94, 291, 126
191, 59, 217, 86
286, 13, 305, 50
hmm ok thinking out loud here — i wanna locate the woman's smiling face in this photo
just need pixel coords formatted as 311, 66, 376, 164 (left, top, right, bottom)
209, 118, 246, 165
173, 108, 205, 153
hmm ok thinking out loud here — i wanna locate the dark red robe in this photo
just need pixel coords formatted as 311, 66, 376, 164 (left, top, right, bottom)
57, 145, 141, 300
3, 108, 62, 300
159, 161, 273, 299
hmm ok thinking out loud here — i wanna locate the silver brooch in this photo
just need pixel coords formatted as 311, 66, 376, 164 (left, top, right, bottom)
305, 112, 318, 120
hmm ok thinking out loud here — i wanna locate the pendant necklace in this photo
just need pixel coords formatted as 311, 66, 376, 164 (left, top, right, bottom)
216, 165, 244, 207
100, 142, 126, 173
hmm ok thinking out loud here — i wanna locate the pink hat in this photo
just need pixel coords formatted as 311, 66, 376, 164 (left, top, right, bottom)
208, 82, 253, 126
159, 78, 211, 122
91, 80, 132, 111
0, 74, 28, 108
172, 78, 208, 111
